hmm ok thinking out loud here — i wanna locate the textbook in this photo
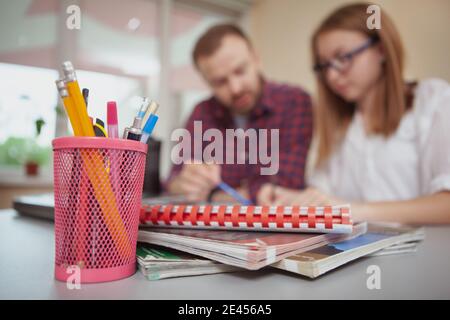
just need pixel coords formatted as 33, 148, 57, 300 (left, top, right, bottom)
137, 222, 367, 270
140, 204, 353, 234
136, 243, 240, 280
369, 241, 420, 256
272, 223, 425, 278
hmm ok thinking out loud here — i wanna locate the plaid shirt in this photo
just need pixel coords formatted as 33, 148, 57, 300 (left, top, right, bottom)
166, 80, 313, 202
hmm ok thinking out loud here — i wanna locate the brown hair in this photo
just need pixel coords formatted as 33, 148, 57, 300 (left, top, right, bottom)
312, 3, 407, 167
192, 24, 253, 68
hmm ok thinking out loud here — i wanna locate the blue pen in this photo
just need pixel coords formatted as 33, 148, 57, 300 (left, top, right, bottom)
217, 182, 253, 206
140, 101, 159, 144
140, 114, 159, 144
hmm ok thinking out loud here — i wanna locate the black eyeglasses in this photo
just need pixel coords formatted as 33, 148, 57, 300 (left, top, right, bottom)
313, 37, 379, 75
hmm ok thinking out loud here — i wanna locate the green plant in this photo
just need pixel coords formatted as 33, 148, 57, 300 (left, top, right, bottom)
25, 118, 50, 166
0, 136, 50, 167
25, 140, 51, 166
0, 137, 29, 166
0, 118, 51, 167
35, 118, 45, 136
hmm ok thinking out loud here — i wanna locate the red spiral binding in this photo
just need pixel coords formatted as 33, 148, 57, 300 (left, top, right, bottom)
217, 205, 226, 226
276, 206, 284, 228
292, 206, 300, 228
140, 204, 352, 231
307, 207, 316, 228
203, 205, 212, 226
231, 206, 240, 227
162, 204, 173, 225
189, 205, 199, 225
246, 205, 255, 227
175, 205, 185, 225
139, 206, 147, 223
324, 206, 333, 229
150, 205, 161, 224
261, 206, 270, 228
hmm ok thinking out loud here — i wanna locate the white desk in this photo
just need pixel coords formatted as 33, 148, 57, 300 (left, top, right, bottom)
1, 209, 449, 299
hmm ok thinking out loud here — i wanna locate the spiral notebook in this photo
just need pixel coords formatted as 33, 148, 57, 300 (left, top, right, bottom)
138, 222, 366, 270
140, 204, 353, 234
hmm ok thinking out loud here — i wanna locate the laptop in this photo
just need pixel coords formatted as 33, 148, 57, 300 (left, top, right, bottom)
13, 193, 191, 221
13, 193, 55, 220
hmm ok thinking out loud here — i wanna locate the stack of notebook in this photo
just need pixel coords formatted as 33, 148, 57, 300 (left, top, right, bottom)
136, 203, 424, 280
138, 222, 367, 270
136, 243, 240, 280
273, 222, 425, 278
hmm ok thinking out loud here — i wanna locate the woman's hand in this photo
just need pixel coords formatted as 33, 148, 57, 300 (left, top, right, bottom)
257, 184, 345, 206
277, 187, 345, 206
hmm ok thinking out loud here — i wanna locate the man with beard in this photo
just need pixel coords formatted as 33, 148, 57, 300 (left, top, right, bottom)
166, 24, 312, 204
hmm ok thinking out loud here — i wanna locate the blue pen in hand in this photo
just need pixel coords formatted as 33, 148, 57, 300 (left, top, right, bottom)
217, 182, 253, 206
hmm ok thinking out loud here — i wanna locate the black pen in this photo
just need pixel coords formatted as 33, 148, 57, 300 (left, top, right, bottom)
124, 98, 150, 141
82, 88, 89, 108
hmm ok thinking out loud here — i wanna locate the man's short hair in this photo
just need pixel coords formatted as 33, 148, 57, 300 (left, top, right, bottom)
192, 24, 253, 68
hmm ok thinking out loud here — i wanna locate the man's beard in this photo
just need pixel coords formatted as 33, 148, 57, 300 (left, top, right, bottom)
225, 76, 264, 114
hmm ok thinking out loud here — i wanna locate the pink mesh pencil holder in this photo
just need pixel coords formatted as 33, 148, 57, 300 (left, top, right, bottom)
52, 137, 148, 283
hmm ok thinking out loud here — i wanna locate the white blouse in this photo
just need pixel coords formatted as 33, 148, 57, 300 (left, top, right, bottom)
309, 78, 450, 202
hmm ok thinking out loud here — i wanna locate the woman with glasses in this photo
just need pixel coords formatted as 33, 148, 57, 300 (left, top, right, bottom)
258, 3, 450, 224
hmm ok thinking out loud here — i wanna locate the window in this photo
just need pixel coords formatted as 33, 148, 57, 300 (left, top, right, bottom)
169, 2, 236, 126
0, 63, 57, 146
0, 0, 249, 176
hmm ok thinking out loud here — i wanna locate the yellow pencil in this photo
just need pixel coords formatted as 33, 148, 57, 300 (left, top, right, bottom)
61, 61, 95, 137
55, 80, 84, 136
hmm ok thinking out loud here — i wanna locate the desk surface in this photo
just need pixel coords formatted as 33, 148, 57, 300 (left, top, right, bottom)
1, 209, 449, 300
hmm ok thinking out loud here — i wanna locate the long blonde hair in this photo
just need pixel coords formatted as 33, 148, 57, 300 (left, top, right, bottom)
312, 3, 406, 167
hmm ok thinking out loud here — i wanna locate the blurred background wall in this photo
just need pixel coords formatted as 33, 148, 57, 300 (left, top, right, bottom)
249, 0, 450, 93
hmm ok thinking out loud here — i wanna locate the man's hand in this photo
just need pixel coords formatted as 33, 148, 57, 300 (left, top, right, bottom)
167, 163, 221, 202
